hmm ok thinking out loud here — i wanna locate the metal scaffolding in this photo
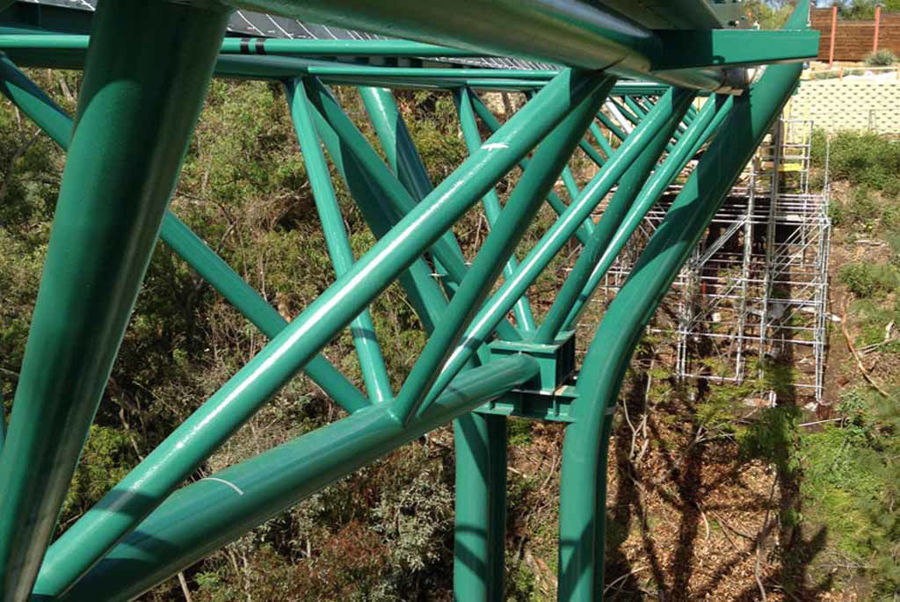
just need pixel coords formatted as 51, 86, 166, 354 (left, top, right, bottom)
586, 115, 831, 402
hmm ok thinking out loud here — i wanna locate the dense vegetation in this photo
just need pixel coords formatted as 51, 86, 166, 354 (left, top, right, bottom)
1, 71, 897, 600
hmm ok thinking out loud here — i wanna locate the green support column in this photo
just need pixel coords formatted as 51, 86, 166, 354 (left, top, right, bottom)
0, 56, 370, 415
454, 413, 507, 601
558, 4, 809, 599
0, 0, 230, 599
287, 79, 393, 403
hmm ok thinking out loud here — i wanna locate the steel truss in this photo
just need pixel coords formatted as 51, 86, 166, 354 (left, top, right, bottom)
0, 1, 817, 600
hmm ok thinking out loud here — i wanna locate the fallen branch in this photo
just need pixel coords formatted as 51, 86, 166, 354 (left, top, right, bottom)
603, 565, 649, 594
842, 306, 889, 398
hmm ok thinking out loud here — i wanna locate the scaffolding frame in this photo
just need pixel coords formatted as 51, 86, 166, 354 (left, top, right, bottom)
592, 116, 831, 402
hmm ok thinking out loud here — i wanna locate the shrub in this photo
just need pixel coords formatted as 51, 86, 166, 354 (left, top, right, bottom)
839, 262, 899, 298
812, 131, 900, 195
864, 49, 897, 67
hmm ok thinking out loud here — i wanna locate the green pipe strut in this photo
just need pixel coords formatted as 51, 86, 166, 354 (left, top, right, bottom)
0, 54, 371, 416
34, 67, 601, 598
557, 4, 810, 599
61, 355, 540, 602
286, 79, 393, 403
0, 1, 229, 598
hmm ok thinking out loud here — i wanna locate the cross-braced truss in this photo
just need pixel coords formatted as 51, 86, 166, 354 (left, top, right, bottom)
0, 1, 819, 599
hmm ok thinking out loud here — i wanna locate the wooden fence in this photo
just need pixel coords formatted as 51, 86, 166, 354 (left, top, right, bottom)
811, 7, 900, 62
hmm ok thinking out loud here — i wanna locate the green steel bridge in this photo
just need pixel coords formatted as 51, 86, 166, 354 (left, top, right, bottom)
0, 0, 819, 599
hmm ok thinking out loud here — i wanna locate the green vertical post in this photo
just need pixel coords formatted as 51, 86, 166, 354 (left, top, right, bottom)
454, 86, 536, 332
558, 4, 809, 599
453, 413, 507, 601
287, 79, 393, 402
0, 1, 229, 599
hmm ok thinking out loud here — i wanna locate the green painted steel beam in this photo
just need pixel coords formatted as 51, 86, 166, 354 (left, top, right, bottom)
301, 78, 526, 342
534, 93, 693, 343
0, 0, 229, 599
560, 94, 733, 331
454, 86, 536, 333
287, 79, 393, 403
0, 54, 371, 417
304, 87, 451, 334
393, 74, 614, 424
599, 0, 723, 29
216, 0, 733, 91
653, 28, 820, 71
466, 91, 595, 246
0, 33, 486, 57
60, 354, 540, 602
358, 85, 455, 293
35, 68, 600, 597
558, 95, 729, 332
416, 86, 695, 413
557, 4, 811, 598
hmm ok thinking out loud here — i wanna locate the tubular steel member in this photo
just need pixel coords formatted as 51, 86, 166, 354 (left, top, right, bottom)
302, 79, 525, 343
557, 4, 811, 599
395, 78, 616, 426
60, 355, 540, 602
0, 1, 230, 599
390, 75, 615, 426
560, 95, 735, 331
466, 91, 595, 246
0, 55, 371, 415
415, 87, 697, 414
0, 0, 823, 598
454, 86, 536, 332
214, 0, 732, 91
34, 68, 604, 597
533, 93, 695, 343
449, 80, 615, 599
286, 79, 393, 403
304, 89, 451, 334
